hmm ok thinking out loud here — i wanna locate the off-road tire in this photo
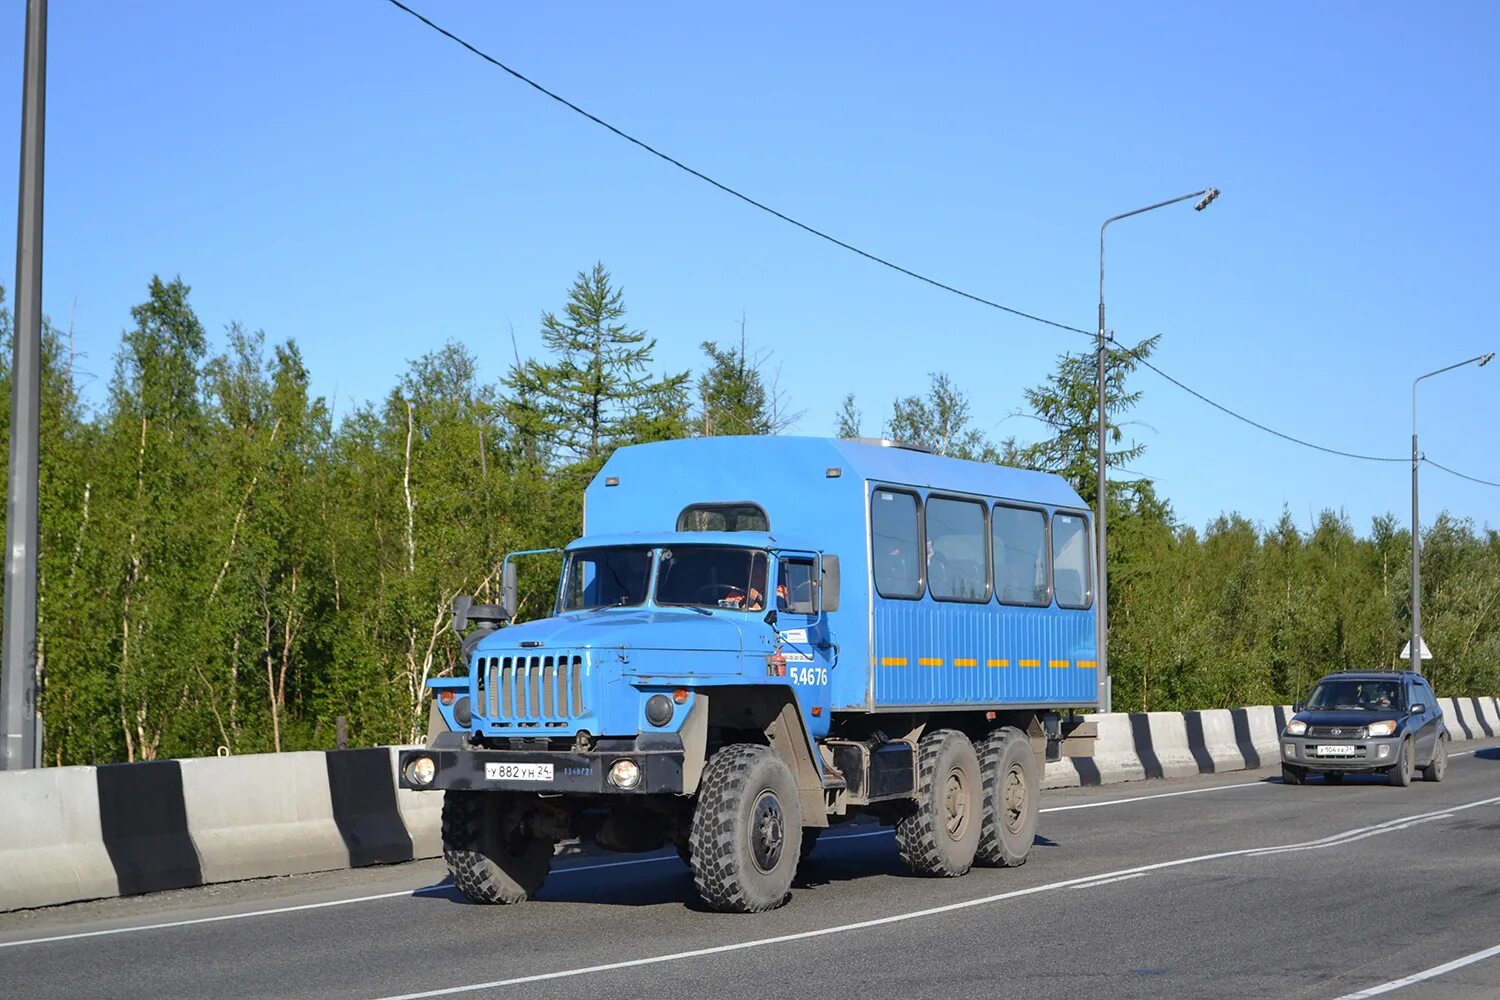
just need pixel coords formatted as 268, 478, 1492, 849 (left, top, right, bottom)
897, 729, 982, 877
976, 727, 1039, 868
442, 790, 553, 904
1281, 764, 1306, 785
1387, 738, 1413, 787
1421, 735, 1447, 783
1322, 771, 1345, 784
689, 744, 802, 913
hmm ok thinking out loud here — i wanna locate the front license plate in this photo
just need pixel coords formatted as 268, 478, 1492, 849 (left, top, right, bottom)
1315, 744, 1357, 757
485, 762, 554, 782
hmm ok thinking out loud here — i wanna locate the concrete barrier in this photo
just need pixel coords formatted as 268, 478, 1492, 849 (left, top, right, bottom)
0, 766, 119, 910
180, 751, 351, 885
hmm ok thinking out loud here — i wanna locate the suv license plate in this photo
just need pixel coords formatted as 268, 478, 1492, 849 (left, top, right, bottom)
1315, 745, 1357, 757
485, 762, 554, 782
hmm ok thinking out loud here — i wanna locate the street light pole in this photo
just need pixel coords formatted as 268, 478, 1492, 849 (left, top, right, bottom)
2, 0, 47, 772
1409, 351, 1494, 676
1096, 187, 1218, 714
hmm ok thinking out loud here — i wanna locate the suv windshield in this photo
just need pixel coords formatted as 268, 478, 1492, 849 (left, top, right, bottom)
656, 546, 769, 610
1306, 678, 1405, 712
560, 547, 653, 611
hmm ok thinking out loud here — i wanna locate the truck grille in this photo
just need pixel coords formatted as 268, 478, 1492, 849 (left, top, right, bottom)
475, 654, 588, 727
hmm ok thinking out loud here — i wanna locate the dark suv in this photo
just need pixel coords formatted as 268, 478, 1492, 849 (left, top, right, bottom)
1280, 671, 1448, 786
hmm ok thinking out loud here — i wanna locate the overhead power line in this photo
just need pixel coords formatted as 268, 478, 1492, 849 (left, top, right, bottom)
1423, 457, 1500, 489
384, 1, 1496, 487
382, 0, 1093, 339
1124, 350, 1405, 464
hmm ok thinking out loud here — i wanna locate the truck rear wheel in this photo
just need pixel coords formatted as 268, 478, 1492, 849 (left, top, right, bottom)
689, 744, 802, 913
897, 729, 981, 877
976, 727, 1039, 868
442, 790, 553, 904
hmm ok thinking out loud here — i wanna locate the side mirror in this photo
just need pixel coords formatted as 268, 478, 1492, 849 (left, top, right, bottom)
1410, 702, 1426, 715
820, 555, 841, 613
1293, 701, 1303, 713
763, 608, 778, 629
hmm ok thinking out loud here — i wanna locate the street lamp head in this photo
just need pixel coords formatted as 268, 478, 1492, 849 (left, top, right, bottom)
1194, 188, 1221, 212
1480, 352, 1496, 368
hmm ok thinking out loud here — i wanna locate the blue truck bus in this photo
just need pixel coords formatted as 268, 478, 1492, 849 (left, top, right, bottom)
400, 436, 1099, 912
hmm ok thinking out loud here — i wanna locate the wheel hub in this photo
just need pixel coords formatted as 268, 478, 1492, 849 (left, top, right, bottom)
1003, 763, 1027, 834
943, 766, 970, 840
750, 790, 785, 873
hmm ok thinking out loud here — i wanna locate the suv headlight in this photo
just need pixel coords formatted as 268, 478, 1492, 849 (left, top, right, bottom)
1285, 720, 1308, 736
1365, 720, 1397, 738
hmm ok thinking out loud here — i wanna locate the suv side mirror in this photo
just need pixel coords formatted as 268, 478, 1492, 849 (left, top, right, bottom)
1293, 701, 1304, 713
1410, 702, 1426, 715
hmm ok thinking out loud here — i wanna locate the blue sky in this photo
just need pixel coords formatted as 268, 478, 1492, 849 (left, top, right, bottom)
3, 1, 1497, 534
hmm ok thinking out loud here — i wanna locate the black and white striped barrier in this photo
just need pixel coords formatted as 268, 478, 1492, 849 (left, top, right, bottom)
2, 697, 1496, 912
0, 748, 438, 912
1043, 697, 1500, 787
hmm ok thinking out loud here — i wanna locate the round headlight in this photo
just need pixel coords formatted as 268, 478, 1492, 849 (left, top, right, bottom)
1286, 720, 1307, 736
609, 758, 642, 790
452, 695, 472, 728
645, 693, 674, 727
406, 756, 436, 786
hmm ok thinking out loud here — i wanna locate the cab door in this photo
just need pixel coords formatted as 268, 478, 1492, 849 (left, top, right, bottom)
772, 551, 834, 739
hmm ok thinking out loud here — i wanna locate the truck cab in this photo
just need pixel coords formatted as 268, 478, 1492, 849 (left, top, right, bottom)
400, 436, 1099, 912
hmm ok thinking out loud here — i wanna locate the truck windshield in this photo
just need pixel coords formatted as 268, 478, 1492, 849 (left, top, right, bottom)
656, 546, 770, 610
1305, 679, 1405, 712
560, 547, 653, 611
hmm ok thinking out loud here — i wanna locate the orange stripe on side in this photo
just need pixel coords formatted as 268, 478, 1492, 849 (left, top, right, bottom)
1077, 660, 1097, 669
918, 657, 943, 667
1048, 659, 1070, 669
954, 658, 978, 667
880, 657, 908, 667
987, 659, 1009, 668
1019, 659, 1041, 668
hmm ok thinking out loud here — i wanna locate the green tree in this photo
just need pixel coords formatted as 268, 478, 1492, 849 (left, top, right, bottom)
504, 263, 689, 467
883, 372, 999, 460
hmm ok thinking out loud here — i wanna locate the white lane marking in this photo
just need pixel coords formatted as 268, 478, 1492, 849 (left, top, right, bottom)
1247, 812, 1456, 857
0, 886, 447, 950
1329, 942, 1500, 998
1067, 872, 1146, 891
365, 793, 1500, 1000
1040, 779, 1267, 812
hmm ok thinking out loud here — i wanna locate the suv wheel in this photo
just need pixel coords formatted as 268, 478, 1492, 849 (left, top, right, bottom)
1387, 738, 1413, 787
1421, 735, 1448, 783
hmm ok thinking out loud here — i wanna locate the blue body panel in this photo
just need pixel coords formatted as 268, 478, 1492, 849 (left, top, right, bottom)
581, 436, 1099, 716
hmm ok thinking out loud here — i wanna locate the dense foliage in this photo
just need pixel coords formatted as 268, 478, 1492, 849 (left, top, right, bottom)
1, 274, 1494, 763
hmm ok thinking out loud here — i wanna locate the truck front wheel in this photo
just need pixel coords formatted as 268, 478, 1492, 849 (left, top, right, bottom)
689, 744, 803, 913
897, 729, 982, 877
442, 790, 553, 904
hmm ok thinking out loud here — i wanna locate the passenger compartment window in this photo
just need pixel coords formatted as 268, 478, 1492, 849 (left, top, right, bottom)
993, 505, 1050, 606
871, 489, 922, 599
676, 502, 769, 532
925, 496, 988, 602
1051, 513, 1093, 610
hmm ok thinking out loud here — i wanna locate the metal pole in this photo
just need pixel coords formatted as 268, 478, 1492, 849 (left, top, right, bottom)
1408, 351, 1495, 677
1094, 187, 1218, 714
1410, 421, 1420, 676
1095, 275, 1109, 713
2, 0, 47, 771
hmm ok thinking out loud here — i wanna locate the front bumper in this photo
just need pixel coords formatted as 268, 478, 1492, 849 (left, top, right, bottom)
398, 740, 684, 794
1280, 733, 1402, 771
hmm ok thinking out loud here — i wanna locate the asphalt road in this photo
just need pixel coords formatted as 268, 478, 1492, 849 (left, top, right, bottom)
5, 743, 1500, 1000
